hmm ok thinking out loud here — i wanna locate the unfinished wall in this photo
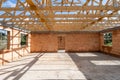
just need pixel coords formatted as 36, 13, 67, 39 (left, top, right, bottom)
65, 33, 100, 52
100, 29, 120, 56
0, 26, 31, 65
31, 32, 100, 52
31, 33, 58, 52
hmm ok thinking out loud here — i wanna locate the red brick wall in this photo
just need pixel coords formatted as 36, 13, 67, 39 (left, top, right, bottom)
31, 33, 58, 52
0, 26, 31, 65
65, 33, 100, 52
31, 32, 100, 52
100, 29, 120, 56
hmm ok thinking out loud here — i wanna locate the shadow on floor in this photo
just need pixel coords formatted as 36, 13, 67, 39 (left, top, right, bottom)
0, 54, 36, 74
68, 52, 120, 80
2, 53, 44, 80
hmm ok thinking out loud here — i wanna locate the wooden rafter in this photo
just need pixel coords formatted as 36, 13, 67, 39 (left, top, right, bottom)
0, 0, 120, 31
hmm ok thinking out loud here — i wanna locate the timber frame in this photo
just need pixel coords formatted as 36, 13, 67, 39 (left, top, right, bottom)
0, 0, 120, 32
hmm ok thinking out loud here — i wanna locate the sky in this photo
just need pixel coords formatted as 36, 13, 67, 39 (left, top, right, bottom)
1, 0, 118, 9
1, 0, 120, 7
1, 0, 17, 7
0, 0, 120, 17
0, 29, 7, 35
0, 0, 120, 28
1, 0, 108, 8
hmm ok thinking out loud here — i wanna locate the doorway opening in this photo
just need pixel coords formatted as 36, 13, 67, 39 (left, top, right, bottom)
58, 36, 65, 53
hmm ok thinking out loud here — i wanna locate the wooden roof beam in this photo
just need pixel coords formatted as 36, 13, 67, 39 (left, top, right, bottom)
0, 6, 120, 11
26, 0, 51, 30
0, 14, 118, 18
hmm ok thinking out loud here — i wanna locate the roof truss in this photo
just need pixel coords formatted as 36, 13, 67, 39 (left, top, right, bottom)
0, 0, 120, 31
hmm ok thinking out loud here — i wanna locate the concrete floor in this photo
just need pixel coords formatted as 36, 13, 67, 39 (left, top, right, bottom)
0, 52, 120, 80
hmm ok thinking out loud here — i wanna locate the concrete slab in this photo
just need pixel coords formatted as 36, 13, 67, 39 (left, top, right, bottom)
0, 52, 120, 80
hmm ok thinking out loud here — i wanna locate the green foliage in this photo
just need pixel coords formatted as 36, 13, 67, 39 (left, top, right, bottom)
104, 32, 112, 46
0, 30, 8, 50
21, 34, 27, 46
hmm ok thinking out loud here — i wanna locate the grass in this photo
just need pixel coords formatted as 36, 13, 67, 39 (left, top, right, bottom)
0, 45, 7, 50
104, 42, 112, 46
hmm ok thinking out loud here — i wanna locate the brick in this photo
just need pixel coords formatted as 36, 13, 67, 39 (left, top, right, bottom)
100, 29, 120, 56
0, 26, 30, 65
31, 33, 100, 52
